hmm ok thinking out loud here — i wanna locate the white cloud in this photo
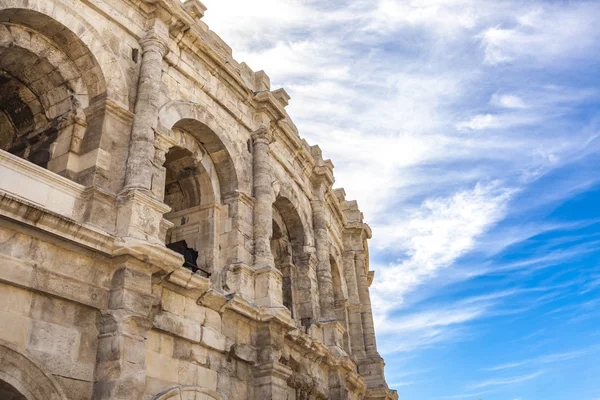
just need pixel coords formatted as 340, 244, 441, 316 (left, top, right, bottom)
456, 113, 497, 130
371, 182, 515, 314
491, 93, 527, 109
478, 4, 600, 65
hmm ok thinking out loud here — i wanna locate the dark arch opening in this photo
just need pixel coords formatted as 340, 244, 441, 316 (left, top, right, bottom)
163, 145, 214, 278
0, 17, 96, 178
271, 196, 307, 320
0, 379, 25, 400
0, 9, 107, 101
172, 118, 238, 197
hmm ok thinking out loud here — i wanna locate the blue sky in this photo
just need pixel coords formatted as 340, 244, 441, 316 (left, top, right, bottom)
202, 1, 600, 398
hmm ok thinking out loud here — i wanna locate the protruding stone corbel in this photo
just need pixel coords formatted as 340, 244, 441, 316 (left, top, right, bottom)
182, 0, 207, 22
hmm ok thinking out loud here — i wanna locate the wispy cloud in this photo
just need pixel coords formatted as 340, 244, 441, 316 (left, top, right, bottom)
485, 349, 592, 371
468, 370, 545, 389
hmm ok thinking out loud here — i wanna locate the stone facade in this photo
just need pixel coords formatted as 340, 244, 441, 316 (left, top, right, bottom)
0, 0, 397, 399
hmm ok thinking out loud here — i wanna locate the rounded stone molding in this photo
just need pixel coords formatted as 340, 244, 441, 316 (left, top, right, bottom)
152, 386, 223, 400
0, 340, 68, 400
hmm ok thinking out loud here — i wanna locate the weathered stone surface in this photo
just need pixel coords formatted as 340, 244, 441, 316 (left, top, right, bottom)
0, 0, 396, 399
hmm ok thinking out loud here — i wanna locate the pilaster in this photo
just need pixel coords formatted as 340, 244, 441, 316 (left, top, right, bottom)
93, 258, 155, 400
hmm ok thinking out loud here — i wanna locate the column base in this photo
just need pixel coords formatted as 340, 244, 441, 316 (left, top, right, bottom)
318, 320, 348, 357
225, 262, 255, 301
116, 188, 170, 245
254, 265, 284, 308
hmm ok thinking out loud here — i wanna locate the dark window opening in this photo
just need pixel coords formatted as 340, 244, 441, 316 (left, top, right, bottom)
166, 240, 210, 278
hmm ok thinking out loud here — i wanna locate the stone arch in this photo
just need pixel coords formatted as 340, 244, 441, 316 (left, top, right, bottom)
329, 247, 348, 302
276, 182, 312, 248
271, 186, 318, 321
162, 127, 221, 207
158, 101, 240, 196
152, 386, 222, 400
0, 24, 89, 113
158, 114, 237, 278
0, 1, 129, 108
0, 21, 90, 173
0, 340, 68, 400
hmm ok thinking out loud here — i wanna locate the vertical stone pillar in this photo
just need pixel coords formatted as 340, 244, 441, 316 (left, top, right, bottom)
355, 252, 377, 355
93, 259, 154, 400
251, 127, 283, 308
252, 126, 275, 268
344, 251, 366, 359
253, 322, 293, 400
311, 184, 335, 321
124, 19, 169, 191
116, 19, 170, 244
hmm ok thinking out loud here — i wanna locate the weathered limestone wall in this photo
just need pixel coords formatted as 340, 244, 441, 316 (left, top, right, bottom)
0, 0, 397, 399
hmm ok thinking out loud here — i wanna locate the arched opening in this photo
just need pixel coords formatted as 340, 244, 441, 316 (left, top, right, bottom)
160, 121, 228, 280
0, 380, 25, 400
271, 195, 307, 320
163, 142, 217, 278
157, 103, 243, 279
272, 206, 295, 317
0, 13, 105, 181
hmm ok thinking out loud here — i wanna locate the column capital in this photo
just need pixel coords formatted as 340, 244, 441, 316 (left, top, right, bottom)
251, 125, 274, 145
140, 35, 169, 57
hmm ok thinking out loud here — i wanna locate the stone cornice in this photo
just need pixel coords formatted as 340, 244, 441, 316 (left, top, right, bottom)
0, 190, 182, 273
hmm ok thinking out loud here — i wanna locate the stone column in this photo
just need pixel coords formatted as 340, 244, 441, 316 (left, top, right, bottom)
124, 20, 168, 191
344, 251, 366, 359
93, 259, 154, 400
252, 126, 275, 268
116, 20, 170, 244
251, 127, 283, 308
312, 188, 335, 321
355, 252, 377, 355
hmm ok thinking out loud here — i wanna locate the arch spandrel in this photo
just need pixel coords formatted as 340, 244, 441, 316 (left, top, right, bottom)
0, 340, 68, 400
0, 0, 129, 108
152, 386, 223, 400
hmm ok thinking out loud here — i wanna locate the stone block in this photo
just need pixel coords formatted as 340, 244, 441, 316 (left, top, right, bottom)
162, 289, 185, 315
146, 350, 179, 384
0, 283, 33, 315
183, 297, 206, 322
203, 308, 221, 331
178, 359, 198, 385
0, 310, 30, 349
200, 326, 226, 352
27, 319, 80, 359
197, 364, 218, 391
154, 311, 201, 343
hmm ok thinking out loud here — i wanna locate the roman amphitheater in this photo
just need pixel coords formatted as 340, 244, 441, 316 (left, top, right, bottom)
0, 0, 397, 399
